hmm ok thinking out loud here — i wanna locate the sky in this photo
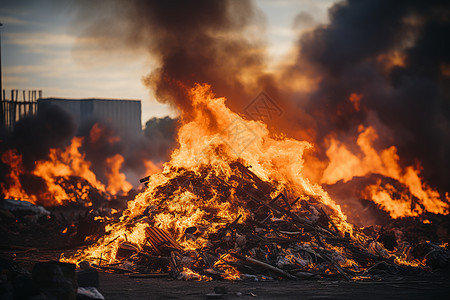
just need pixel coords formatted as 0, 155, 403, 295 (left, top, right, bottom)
0, 0, 337, 126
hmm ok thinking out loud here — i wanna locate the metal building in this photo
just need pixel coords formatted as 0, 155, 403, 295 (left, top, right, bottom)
37, 98, 142, 136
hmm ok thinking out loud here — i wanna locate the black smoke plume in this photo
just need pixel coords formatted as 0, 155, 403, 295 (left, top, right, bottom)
3, 103, 76, 171
72, 0, 315, 139
73, 0, 265, 114
291, 0, 450, 193
72, 0, 450, 194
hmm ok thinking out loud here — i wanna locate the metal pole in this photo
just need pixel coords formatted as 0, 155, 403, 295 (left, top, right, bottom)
0, 23, 3, 127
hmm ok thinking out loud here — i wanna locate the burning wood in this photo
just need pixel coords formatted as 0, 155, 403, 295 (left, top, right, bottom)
144, 226, 181, 254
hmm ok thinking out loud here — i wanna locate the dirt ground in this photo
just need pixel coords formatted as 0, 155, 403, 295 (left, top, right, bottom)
2, 249, 449, 300
97, 272, 450, 300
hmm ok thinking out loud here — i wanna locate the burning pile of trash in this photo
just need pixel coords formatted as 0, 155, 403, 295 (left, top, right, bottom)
64, 85, 449, 281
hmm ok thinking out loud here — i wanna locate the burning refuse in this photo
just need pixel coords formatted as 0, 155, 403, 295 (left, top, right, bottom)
62, 85, 449, 280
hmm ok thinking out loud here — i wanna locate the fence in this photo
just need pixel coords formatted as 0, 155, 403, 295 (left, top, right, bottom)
0, 89, 41, 130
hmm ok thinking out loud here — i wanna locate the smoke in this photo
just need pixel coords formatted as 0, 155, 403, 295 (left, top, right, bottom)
71, 0, 314, 136
72, 0, 262, 112
143, 116, 178, 160
68, 0, 450, 202
4, 103, 77, 170
291, 0, 450, 193
77, 117, 177, 185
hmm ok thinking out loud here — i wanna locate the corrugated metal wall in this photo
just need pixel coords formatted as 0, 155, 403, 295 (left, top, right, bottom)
38, 98, 142, 135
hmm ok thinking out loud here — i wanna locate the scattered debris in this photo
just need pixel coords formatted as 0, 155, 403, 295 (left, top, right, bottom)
77, 286, 105, 300
0, 198, 50, 220
0, 197, 118, 250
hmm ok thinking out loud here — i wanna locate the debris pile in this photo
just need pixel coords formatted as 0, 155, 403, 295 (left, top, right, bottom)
67, 161, 449, 281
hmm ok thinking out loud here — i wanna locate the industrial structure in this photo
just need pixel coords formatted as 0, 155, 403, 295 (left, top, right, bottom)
0, 89, 41, 131
37, 98, 142, 136
0, 92, 142, 136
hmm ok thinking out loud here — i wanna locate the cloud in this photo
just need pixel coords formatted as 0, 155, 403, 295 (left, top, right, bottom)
0, 15, 30, 25
4, 65, 50, 74
4, 31, 100, 48
4, 76, 30, 85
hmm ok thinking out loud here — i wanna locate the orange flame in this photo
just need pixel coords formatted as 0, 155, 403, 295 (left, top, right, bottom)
1, 138, 106, 206
1, 128, 136, 206
349, 93, 362, 111
143, 160, 162, 176
105, 154, 133, 195
89, 123, 120, 144
31, 137, 105, 206
1, 150, 33, 202
63, 84, 450, 278
321, 125, 449, 217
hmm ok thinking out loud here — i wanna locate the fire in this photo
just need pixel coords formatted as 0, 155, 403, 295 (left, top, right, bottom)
36, 137, 106, 194
1, 150, 32, 202
1, 125, 136, 206
321, 125, 449, 218
62, 84, 450, 280
377, 51, 406, 69
89, 123, 120, 144
177, 267, 211, 281
322, 126, 402, 183
1, 136, 106, 206
143, 160, 162, 175
105, 154, 132, 195
348, 93, 362, 111
66, 84, 354, 274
